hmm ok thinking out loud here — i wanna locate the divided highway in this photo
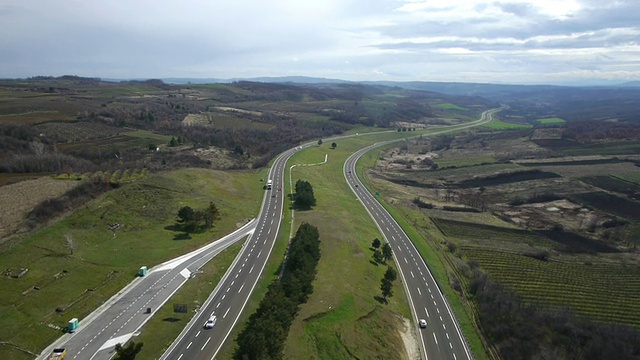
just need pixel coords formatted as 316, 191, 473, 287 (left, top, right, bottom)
44, 108, 498, 359
160, 146, 303, 360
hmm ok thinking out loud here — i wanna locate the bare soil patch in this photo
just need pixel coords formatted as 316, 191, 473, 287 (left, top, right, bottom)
0, 177, 79, 241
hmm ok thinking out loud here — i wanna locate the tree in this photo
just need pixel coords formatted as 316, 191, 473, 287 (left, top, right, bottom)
331, 142, 337, 149
317, 139, 323, 145
382, 243, 393, 262
373, 249, 384, 263
380, 278, 393, 301
114, 341, 143, 360
169, 136, 178, 147
234, 144, 244, 155
384, 266, 397, 282
177, 206, 195, 224
204, 201, 220, 229
294, 179, 316, 209
372, 238, 381, 249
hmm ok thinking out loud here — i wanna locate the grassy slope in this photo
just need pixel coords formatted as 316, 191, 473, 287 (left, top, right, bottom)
0, 168, 265, 358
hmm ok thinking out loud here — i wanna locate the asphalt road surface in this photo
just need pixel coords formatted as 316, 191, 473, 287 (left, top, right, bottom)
39, 219, 257, 360
342, 108, 500, 360
160, 146, 302, 360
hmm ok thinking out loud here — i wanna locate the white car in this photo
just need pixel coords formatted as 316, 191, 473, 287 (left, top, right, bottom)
204, 314, 217, 329
419, 319, 427, 328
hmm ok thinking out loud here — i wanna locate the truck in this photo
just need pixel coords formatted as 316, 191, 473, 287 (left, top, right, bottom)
266, 179, 272, 190
49, 348, 67, 360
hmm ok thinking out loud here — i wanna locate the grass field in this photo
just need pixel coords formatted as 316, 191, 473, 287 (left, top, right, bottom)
481, 118, 532, 130
282, 137, 415, 359
0, 168, 265, 358
438, 103, 468, 111
536, 117, 566, 124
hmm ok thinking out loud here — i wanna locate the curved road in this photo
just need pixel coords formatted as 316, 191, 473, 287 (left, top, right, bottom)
160, 145, 304, 360
343, 108, 500, 360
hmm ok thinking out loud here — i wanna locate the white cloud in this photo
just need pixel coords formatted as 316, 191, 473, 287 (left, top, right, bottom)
0, 0, 638, 84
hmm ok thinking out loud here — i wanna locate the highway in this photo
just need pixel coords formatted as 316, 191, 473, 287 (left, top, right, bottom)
42, 107, 498, 360
160, 146, 301, 360
39, 219, 257, 360
342, 108, 500, 359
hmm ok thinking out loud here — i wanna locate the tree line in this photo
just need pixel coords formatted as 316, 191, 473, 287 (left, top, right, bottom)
234, 223, 321, 360
175, 202, 220, 233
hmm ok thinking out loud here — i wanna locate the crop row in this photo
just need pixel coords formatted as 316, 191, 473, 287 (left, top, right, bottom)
434, 218, 551, 244
462, 249, 640, 326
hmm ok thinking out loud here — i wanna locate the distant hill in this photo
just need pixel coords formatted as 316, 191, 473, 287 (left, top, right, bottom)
161, 76, 349, 85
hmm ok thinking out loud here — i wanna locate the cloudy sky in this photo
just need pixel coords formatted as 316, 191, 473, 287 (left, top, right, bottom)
1, 0, 639, 85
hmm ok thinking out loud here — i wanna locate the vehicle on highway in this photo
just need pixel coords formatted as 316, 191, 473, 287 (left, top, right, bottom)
266, 179, 272, 190
49, 347, 67, 359
204, 314, 217, 329
419, 319, 427, 328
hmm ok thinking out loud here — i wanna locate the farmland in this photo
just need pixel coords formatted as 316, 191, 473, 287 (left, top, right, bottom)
363, 119, 640, 357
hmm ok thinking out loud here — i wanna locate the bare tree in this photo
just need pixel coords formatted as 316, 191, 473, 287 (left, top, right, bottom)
65, 233, 75, 255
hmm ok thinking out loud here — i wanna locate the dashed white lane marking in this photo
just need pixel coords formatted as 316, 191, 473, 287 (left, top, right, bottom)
258, 250, 263, 257
417, 287, 422, 295
433, 333, 438, 345
424, 307, 430, 317
177, 354, 184, 360
238, 283, 245, 293
196, 331, 201, 337
446, 332, 450, 339
201, 337, 211, 351
404, 257, 408, 264
410, 271, 414, 278
186, 341, 192, 349
249, 265, 255, 273
224, 307, 231, 318
449, 342, 453, 349
216, 302, 220, 308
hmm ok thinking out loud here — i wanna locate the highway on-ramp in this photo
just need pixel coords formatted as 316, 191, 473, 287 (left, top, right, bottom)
160, 146, 301, 360
39, 219, 257, 360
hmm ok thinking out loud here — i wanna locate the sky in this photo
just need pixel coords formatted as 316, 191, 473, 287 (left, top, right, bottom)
1, 0, 639, 85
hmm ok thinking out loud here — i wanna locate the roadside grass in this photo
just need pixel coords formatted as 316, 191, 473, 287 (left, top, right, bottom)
536, 117, 566, 124
0, 168, 264, 358
133, 240, 244, 359
481, 118, 532, 130
358, 149, 490, 360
